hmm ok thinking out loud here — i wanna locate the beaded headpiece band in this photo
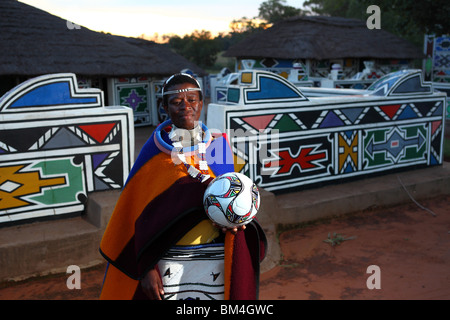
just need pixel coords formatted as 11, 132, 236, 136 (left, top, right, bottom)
162, 87, 202, 96
162, 73, 202, 96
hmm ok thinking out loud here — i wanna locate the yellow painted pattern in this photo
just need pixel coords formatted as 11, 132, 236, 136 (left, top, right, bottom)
0, 165, 66, 210
338, 133, 358, 171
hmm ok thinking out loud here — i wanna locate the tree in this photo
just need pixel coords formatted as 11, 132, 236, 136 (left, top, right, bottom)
229, 17, 270, 33
303, 0, 450, 47
164, 1, 310, 69
258, 0, 306, 23
167, 30, 221, 69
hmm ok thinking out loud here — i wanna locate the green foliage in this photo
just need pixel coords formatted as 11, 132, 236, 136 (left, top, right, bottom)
164, 0, 449, 71
303, 0, 450, 47
229, 17, 270, 33
167, 30, 221, 69
258, 0, 306, 23
165, 0, 307, 69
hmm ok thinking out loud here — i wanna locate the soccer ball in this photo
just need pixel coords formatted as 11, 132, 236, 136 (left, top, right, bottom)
203, 172, 260, 228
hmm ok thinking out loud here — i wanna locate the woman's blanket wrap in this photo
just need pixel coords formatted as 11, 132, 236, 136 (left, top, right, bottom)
99, 124, 267, 300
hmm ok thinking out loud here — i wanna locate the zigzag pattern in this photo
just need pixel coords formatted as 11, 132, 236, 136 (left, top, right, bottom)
232, 101, 441, 134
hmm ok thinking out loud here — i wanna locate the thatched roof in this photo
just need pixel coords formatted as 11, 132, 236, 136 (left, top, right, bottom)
0, 0, 204, 77
225, 16, 424, 60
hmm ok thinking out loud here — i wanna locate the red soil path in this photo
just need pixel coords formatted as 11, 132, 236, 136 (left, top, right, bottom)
0, 195, 449, 300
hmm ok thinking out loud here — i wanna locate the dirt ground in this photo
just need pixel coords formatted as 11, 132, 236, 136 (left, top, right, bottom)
0, 194, 449, 300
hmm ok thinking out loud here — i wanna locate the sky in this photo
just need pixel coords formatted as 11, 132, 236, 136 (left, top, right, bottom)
19, 0, 306, 39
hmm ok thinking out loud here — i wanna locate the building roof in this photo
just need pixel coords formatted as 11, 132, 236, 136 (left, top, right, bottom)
224, 16, 424, 60
0, 0, 204, 77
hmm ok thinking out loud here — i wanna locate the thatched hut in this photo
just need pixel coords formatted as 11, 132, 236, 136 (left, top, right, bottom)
224, 16, 424, 83
0, 0, 205, 126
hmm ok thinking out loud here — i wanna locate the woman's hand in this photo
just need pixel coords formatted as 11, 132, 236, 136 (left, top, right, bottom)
212, 223, 246, 234
140, 268, 164, 300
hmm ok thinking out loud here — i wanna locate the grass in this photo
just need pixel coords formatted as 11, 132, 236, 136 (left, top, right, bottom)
323, 232, 357, 247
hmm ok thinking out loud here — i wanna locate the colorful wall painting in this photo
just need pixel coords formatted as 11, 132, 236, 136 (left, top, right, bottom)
109, 77, 154, 127
206, 70, 446, 193
237, 58, 311, 82
109, 72, 205, 127
210, 63, 313, 104
235, 57, 411, 84
423, 35, 450, 119
211, 58, 409, 104
0, 73, 134, 224
424, 35, 450, 84
434, 83, 450, 119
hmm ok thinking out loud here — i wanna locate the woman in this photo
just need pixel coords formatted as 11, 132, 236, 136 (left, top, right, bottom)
99, 73, 266, 300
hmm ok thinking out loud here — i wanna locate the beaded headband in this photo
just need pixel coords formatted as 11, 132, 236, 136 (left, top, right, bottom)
162, 73, 202, 96
162, 87, 202, 96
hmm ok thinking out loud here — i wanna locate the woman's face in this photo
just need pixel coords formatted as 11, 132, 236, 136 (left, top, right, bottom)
163, 83, 203, 130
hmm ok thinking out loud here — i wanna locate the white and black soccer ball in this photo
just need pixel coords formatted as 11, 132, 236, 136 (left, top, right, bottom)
203, 172, 260, 228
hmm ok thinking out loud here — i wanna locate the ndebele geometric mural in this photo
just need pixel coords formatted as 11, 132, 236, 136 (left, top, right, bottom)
0, 74, 134, 224
111, 77, 153, 126
423, 35, 450, 120
207, 70, 446, 193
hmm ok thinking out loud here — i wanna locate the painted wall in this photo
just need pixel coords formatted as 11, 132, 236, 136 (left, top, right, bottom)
0, 74, 134, 224
424, 35, 450, 119
424, 35, 450, 84
108, 71, 205, 127
107, 76, 157, 127
235, 57, 411, 82
207, 70, 446, 193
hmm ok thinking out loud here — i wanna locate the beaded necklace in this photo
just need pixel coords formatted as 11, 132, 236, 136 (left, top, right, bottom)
169, 125, 211, 183
154, 120, 211, 183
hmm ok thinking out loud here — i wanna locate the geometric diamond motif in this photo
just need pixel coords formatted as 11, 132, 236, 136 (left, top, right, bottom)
261, 58, 278, 68
0, 180, 22, 193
